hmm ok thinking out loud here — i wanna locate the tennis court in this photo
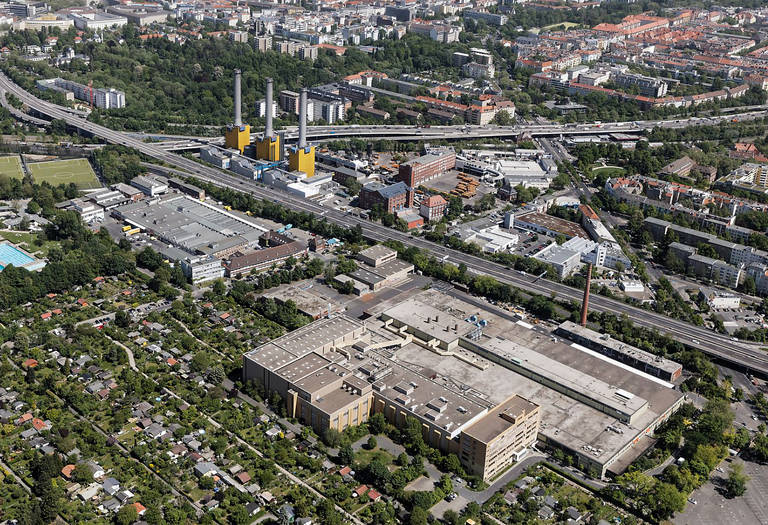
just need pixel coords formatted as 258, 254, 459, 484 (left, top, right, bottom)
27, 158, 100, 189
0, 156, 25, 180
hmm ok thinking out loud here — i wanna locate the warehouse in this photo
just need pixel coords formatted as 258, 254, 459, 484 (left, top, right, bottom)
113, 194, 266, 258
554, 321, 682, 381
376, 292, 686, 478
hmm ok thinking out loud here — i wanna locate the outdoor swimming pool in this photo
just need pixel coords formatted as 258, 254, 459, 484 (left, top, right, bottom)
0, 241, 37, 270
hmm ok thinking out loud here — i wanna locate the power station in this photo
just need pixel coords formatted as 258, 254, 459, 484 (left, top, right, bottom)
255, 77, 281, 162
224, 69, 250, 153
288, 88, 315, 177
217, 70, 318, 185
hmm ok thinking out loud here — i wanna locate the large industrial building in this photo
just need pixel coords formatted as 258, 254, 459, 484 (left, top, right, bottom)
243, 288, 685, 479
113, 194, 267, 259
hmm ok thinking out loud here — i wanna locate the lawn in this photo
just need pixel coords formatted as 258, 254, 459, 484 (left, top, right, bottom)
592, 166, 626, 177
0, 156, 24, 180
0, 231, 55, 257
27, 158, 101, 189
355, 447, 394, 468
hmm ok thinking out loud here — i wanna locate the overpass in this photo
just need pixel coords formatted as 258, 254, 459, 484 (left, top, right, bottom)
2, 70, 768, 377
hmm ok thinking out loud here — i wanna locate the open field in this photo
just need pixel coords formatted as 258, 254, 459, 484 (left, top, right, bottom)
0, 156, 24, 180
27, 158, 100, 189
592, 166, 626, 177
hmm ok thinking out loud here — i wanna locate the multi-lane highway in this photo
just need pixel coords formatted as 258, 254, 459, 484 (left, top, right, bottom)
2, 71, 768, 376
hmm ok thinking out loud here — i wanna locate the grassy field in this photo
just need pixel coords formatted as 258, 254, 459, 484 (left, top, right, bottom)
27, 158, 100, 189
0, 231, 55, 257
592, 166, 626, 177
0, 156, 24, 180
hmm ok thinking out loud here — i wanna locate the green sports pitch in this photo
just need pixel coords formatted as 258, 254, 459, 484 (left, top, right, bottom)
27, 158, 100, 189
0, 156, 25, 180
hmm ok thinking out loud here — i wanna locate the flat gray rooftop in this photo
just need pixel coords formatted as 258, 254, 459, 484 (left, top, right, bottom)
245, 315, 365, 361
390, 291, 685, 468
556, 321, 682, 376
358, 244, 396, 261
462, 395, 539, 445
115, 195, 266, 255
478, 336, 649, 422
381, 297, 477, 344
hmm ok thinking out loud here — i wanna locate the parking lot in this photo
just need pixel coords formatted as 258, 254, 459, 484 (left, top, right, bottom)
677, 458, 768, 525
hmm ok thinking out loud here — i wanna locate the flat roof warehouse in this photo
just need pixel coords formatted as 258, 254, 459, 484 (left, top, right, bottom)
243, 288, 685, 479
113, 194, 267, 257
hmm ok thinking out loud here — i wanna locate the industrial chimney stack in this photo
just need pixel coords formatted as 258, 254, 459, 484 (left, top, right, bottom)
580, 263, 592, 327
299, 88, 308, 149
288, 87, 316, 177
225, 68, 250, 153
234, 69, 242, 127
265, 77, 274, 138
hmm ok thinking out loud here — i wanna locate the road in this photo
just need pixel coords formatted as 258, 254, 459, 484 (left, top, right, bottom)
3, 72, 768, 376
182, 109, 768, 144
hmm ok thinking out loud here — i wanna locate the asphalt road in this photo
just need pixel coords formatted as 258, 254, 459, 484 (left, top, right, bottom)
3, 72, 768, 376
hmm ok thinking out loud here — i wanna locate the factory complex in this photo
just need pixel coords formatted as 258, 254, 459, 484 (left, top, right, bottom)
243, 288, 685, 480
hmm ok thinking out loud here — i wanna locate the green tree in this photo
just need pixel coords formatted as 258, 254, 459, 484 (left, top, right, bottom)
367, 436, 378, 450
208, 365, 225, 385
114, 309, 130, 328
115, 504, 139, 525
724, 463, 749, 498
369, 413, 387, 435
408, 507, 428, 525
338, 444, 354, 465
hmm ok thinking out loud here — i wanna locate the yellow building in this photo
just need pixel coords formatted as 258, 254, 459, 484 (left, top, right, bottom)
255, 134, 281, 162
288, 145, 316, 177
225, 124, 251, 153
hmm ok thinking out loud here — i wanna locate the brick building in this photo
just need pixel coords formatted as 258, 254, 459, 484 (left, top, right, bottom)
359, 182, 413, 213
397, 152, 456, 187
419, 194, 448, 222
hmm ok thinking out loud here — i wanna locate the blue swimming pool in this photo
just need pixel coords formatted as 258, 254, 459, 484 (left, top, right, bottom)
0, 242, 35, 270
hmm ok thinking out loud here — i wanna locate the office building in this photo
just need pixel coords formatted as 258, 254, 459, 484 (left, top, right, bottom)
459, 396, 540, 480
180, 256, 224, 283
420, 195, 447, 222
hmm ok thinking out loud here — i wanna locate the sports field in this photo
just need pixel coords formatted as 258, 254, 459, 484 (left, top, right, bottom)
0, 156, 25, 180
27, 158, 100, 189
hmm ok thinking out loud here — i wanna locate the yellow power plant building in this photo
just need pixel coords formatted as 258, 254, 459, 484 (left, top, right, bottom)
289, 88, 315, 176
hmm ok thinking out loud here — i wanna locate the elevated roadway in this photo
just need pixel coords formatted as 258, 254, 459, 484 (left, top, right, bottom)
2, 71, 768, 376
